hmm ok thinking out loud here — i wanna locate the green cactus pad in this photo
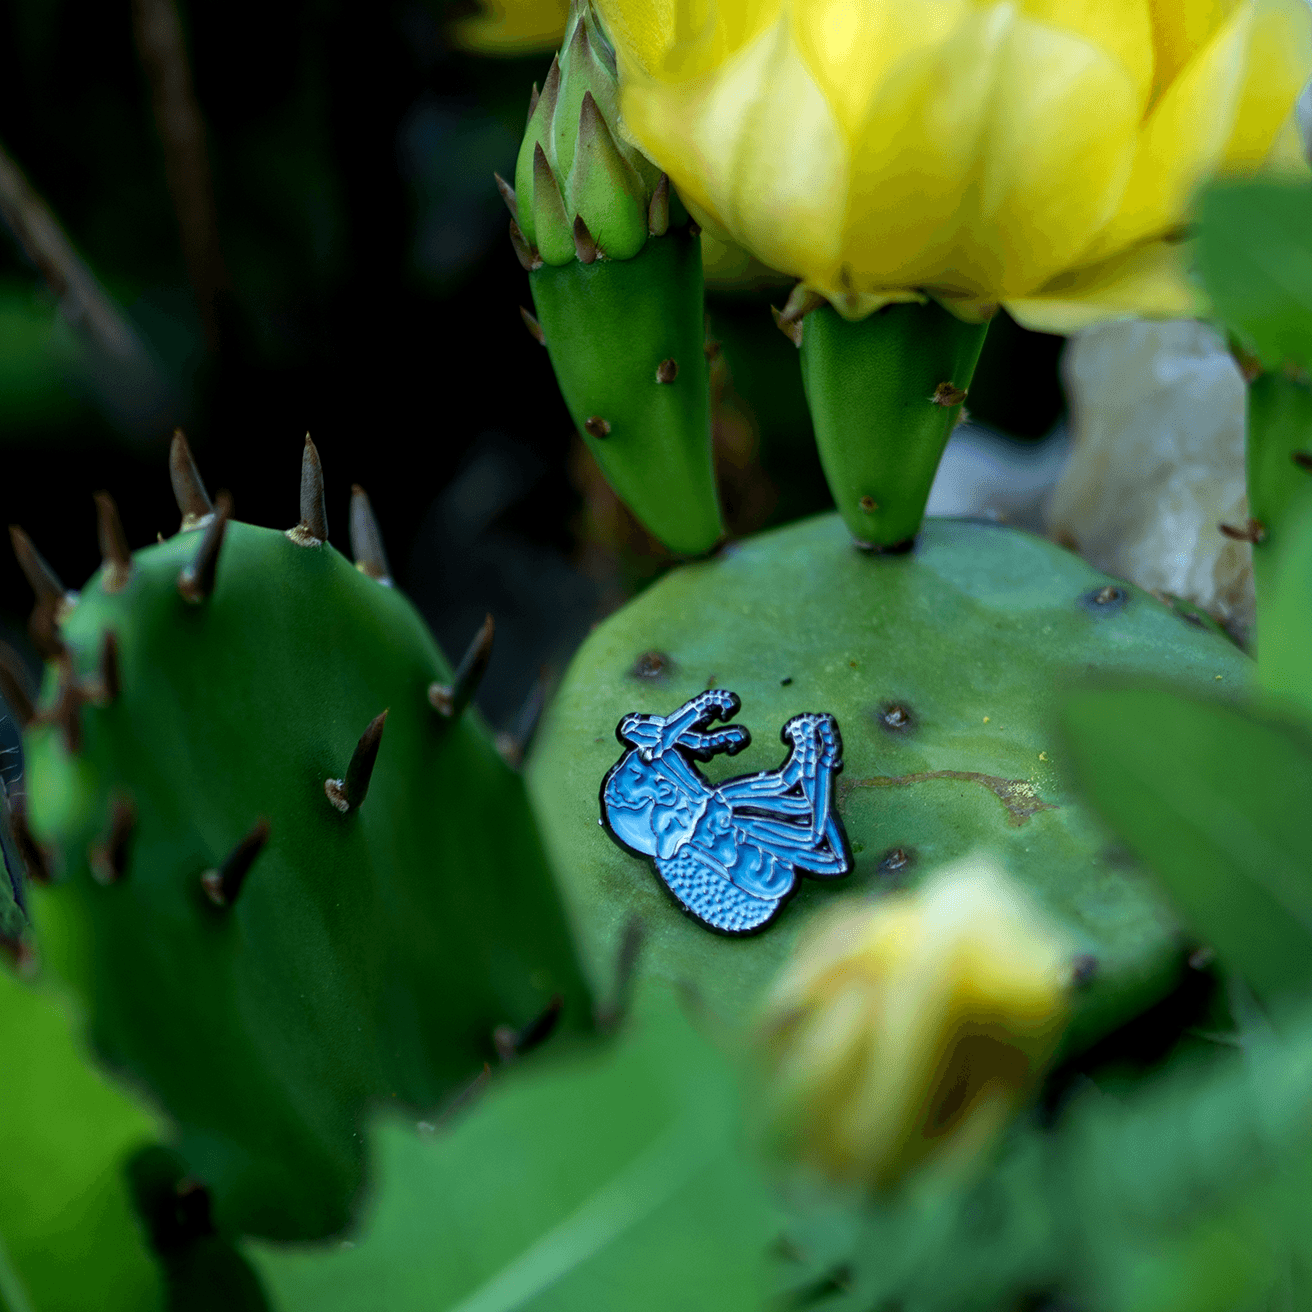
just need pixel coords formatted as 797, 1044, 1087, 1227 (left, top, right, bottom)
22, 494, 588, 1241
528, 514, 1251, 1052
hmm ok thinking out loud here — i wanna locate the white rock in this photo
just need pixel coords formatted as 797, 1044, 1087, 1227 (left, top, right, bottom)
928, 422, 1070, 534
1046, 319, 1254, 639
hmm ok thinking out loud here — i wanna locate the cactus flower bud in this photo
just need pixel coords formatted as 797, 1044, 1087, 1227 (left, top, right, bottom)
760, 854, 1073, 1189
505, 0, 723, 556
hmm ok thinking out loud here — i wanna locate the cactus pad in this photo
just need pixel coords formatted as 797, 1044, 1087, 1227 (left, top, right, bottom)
19, 444, 588, 1240
529, 514, 1251, 1049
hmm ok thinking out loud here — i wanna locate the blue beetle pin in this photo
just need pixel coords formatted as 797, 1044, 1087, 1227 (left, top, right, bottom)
599, 690, 853, 934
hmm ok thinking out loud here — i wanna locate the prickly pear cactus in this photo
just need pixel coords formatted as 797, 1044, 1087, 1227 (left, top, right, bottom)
15, 438, 589, 1241
529, 514, 1251, 1050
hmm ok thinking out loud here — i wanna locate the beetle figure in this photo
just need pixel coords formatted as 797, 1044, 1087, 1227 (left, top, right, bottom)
599, 690, 853, 934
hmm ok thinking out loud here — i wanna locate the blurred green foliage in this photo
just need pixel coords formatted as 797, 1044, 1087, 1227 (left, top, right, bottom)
0, 966, 164, 1312
250, 989, 770, 1311
1198, 181, 1312, 373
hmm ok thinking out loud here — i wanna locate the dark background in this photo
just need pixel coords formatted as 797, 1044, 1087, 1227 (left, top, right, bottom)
0, 0, 1067, 735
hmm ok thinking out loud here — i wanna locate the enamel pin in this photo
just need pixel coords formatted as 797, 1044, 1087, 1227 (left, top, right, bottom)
599, 691, 853, 935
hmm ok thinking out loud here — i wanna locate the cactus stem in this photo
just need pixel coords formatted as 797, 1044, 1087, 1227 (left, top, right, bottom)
584, 416, 611, 439
655, 358, 678, 384
932, 381, 968, 407
429, 614, 495, 720
648, 173, 669, 237
508, 218, 542, 272
527, 81, 540, 125
349, 485, 392, 586
201, 818, 270, 908
495, 669, 547, 768
9, 525, 74, 621
170, 429, 216, 532
1219, 517, 1267, 544
573, 214, 600, 264
178, 493, 232, 603
287, 435, 328, 547
0, 645, 33, 725
94, 491, 133, 593
91, 792, 136, 885
325, 710, 388, 814
98, 630, 122, 704
493, 993, 563, 1062
771, 305, 804, 348
493, 172, 517, 220
519, 307, 546, 346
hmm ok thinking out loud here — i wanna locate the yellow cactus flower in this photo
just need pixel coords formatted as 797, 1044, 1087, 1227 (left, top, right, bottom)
594, 0, 1312, 330
451, 0, 569, 55
760, 854, 1073, 1188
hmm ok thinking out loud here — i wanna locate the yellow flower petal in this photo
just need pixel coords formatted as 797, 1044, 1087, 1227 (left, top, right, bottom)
789, 0, 974, 138
965, 15, 1142, 293
450, 0, 570, 53
623, 13, 849, 279
839, 10, 1140, 299
1148, 0, 1240, 96
760, 853, 1072, 1189
600, 0, 1312, 326
1022, 0, 1156, 109
1006, 237, 1203, 334
1090, 0, 1285, 258
1218, 0, 1312, 168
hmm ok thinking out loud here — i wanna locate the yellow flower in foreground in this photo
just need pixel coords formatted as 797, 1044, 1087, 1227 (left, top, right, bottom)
595, 0, 1312, 330
761, 854, 1073, 1188
451, 0, 569, 54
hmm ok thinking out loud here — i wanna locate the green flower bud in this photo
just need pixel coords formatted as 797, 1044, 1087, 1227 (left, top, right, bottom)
552, 10, 619, 185
512, 56, 560, 250
509, 0, 665, 267
531, 143, 576, 267
568, 91, 646, 262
